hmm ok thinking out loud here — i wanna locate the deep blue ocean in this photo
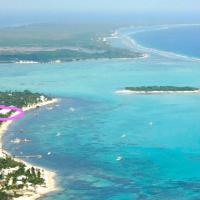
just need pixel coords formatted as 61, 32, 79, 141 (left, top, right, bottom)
2, 25, 200, 200
128, 25, 200, 59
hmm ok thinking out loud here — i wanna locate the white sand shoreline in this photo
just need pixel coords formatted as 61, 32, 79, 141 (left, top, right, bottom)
0, 98, 59, 200
116, 89, 200, 94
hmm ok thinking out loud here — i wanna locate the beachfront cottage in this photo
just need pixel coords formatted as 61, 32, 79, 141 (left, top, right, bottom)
16, 180, 23, 185
17, 175, 26, 181
2, 166, 19, 175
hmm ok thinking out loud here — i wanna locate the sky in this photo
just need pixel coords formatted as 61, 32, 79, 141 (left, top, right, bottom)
0, 0, 200, 26
1, 0, 200, 13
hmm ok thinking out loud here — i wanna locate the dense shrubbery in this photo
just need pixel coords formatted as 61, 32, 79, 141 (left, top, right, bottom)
0, 90, 52, 126
0, 157, 25, 170
0, 90, 52, 108
0, 48, 141, 63
0, 190, 12, 200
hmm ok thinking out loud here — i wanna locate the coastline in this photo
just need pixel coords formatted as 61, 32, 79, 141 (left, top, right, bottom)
13, 55, 146, 65
0, 98, 59, 200
115, 89, 200, 94
112, 24, 200, 62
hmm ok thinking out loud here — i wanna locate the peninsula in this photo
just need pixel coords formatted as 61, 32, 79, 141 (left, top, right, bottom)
0, 24, 142, 63
0, 90, 58, 199
116, 86, 200, 94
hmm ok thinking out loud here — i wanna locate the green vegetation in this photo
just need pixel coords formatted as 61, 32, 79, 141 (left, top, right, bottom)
0, 90, 53, 198
0, 157, 25, 170
0, 90, 52, 108
0, 190, 13, 200
0, 157, 44, 199
0, 48, 141, 63
0, 23, 113, 47
0, 90, 52, 126
125, 86, 199, 92
0, 24, 142, 63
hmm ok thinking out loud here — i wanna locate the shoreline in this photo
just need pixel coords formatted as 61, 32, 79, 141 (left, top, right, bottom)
0, 98, 59, 200
115, 89, 200, 94
117, 26, 200, 62
0, 51, 146, 65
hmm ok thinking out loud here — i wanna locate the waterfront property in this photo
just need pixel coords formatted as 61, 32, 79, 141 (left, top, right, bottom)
0, 91, 56, 199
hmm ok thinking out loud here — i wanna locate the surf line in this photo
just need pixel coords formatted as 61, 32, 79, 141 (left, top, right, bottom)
0, 105, 24, 121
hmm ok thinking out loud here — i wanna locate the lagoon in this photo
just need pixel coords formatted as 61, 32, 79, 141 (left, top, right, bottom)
2, 25, 200, 199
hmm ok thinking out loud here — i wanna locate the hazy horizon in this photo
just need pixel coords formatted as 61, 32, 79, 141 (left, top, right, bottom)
1, 0, 200, 13
0, 12, 200, 28
0, 0, 200, 27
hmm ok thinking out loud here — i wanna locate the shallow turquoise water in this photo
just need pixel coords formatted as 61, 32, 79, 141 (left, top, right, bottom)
2, 26, 200, 199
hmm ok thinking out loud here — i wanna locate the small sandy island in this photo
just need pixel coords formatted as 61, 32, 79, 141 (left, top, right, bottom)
116, 89, 200, 94
116, 86, 200, 94
0, 98, 59, 200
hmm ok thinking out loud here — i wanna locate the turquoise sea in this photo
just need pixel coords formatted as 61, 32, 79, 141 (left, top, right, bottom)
2, 24, 200, 199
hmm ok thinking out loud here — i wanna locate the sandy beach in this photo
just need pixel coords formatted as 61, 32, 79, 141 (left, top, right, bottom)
115, 89, 200, 94
0, 98, 59, 200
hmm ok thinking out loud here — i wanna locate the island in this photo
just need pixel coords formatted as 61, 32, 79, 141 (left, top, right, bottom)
0, 90, 58, 199
116, 86, 200, 94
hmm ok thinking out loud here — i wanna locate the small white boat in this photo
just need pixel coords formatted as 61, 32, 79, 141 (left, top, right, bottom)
69, 107, 75, 112
56, 132, 61, 137
116, 156, 123, 161
121, 134, 127, 138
